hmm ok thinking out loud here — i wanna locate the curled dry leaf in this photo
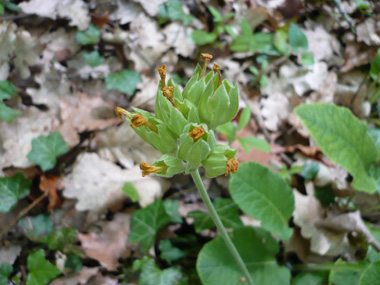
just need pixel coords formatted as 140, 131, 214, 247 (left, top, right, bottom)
63, 153, 169, 211
78, 214, 131, 271
39, 175, 62, 211
50, 267, 100, 285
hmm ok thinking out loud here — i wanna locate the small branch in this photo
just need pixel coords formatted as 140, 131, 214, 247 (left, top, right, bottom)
0, 192, 48, 240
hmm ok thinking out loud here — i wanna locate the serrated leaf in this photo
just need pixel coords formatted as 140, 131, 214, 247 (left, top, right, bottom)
27, 131, 69, 171
83, 50, 104, 67
75, 24, 101, 45
0, 80, 17, 101
0, 173, 31, 213
139, 259, 183, 285
19, 214, 53, 239
26, 249, 61, 285
238, 106, 251, 130
238, 137, 271, 153
189, 198, 243, 233
0, 103, 21, 123
289, 23, 308, 52
128, 199, 170, 252
230, 162, 294, 239
105, 69, 142, 95
295, 104, 379, 193
197, 226, 291, 285
191, 30, 218, 46
359, 260, 380, 285
159, 240, 184, 264
164, 200, 182, 224
122, 182, 139, 202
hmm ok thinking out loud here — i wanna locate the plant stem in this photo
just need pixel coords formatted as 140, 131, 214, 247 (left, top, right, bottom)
191, 169, 254, 285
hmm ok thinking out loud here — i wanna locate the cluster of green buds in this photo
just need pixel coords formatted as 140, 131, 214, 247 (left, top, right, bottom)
115, 53, 240, 178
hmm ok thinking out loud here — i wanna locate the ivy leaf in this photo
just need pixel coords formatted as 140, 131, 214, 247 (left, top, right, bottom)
0, 263, 12, 285
39, 227, 77, 251
26, 249, 61, 285
122, 182, 139, 203
128, 199, 170, 252
0, 173, 31, 213
83, 50, 104, 67
18, 214, 53, 240
229, 162, 294, 240
295, 104, 379, 193
359, 260, 380, 285
197, 226, 291, 285
105, 69, 142, 95
189, 198, 243, 233
75, 24, 101, 45
27, 131, 69, 171
139, 259, 183, 285
0, 103, 21, 123
159, 240, 185, 264
0, 80, 17, 101
289, 23, 308, 52
237, 137, 271, 153
164, 200, 182, 224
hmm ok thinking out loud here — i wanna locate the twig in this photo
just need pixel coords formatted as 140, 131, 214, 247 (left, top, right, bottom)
0, 192, 48, 240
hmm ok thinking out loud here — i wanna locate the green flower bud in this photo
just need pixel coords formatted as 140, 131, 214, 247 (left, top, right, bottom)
183, 70, 215, 106
199, 78, 239, 130
177, 123, 216, 173
140, 154, 185, 178
127, 107, 178, 154
201, 144, 238, 178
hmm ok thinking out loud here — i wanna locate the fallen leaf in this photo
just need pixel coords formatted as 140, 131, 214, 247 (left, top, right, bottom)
110, 0, 143, 25
162, 23, 195, 58
63, 153, 169, 211
39, 175, 62, 211
50, 267, 99, 285
78, 213, 131, 271
357, 18, 380, 46
129, 13, 164, 49
133, 0, 166, 16
0, 245, 21, 265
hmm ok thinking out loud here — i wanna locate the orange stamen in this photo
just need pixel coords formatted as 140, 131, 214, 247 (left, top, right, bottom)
131, 114, 158, 133
212, 63, 222, 87
140, 162, 168, 177
199, 53, 213, 79
189, 126, 205, 142
115, 106, 131, 119
158, 64, 166, 89
163, 86, 180, 111
225, 158, 239, 176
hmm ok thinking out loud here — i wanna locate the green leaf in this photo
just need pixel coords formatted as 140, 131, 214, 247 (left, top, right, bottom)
230, 162, 294, 239
83, 50, 104, 67
158, 0, 193, 25
27, 131, 69, 171
216, 122, 236, 144
26, 249, 61, 285
191, 30, 218, 46
359, 260, 380, 285
164, 200, 182, 224
159, 240, 185, 264
368, 166, 380, 194
1, 1, 20, 12
329, 259, 363, 285
314, 185, 335, 207
0, 103, 21, 123
0, 3, 4, 15
293, 272, 326, 285
128, 199, 170, 252
105, 69, 142, 95
295, 103, 379, 193
301, 52, 314, 66
238, 106, 251, 130
65, 254, 82, 272
0, 263, 12, 277
122, 182, 139, 202
0, 80, 17, 101
368, 129, 380, 153
274, 29, 291, 55
238, 137, 271, 154
19, 214, 53, 239
0, 173, 31, 212
139, 259, 183, 285
288, 23, 308, 52
370, 49, 380, 82
209, 6, 222, 22
75, 24, 101, 45
301, 161, 320, 180
40, 227, 77, 251
197, 226, 291, 285
189, 198, 243, 233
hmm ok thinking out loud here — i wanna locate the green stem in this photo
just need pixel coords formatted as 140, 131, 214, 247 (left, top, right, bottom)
191, 169, 254, 285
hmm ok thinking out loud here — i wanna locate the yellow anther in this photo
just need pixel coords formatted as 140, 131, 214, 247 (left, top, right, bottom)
158, 64, 166, 89
115, 106, 131, 119
163, 86, 180, 111
140, 162, 168, 177
199, 53, 213, 79
189, 126, 205, 142
212, 63, 222, 87
131, 114, 158, 133
225, 158, 239, 176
